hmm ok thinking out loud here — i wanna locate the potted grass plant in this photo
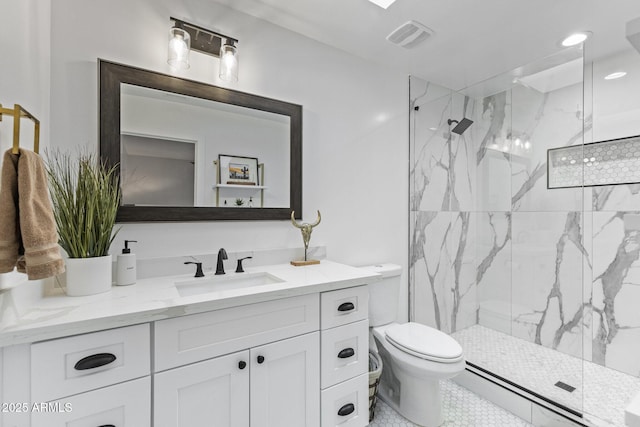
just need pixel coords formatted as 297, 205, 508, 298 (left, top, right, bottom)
46, 149, 120, 296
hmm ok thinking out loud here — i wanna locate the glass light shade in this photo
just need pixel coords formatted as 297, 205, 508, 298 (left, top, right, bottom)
168, 28, 190, 70
219, 43, 239, 82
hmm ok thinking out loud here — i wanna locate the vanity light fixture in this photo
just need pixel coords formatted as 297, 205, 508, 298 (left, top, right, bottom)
168, 17, 239, 81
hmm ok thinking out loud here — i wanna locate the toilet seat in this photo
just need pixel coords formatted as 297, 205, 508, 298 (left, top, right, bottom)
385, 322, 463, 363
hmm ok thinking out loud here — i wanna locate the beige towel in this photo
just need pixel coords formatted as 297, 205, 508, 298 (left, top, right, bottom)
0, 149, 65, 280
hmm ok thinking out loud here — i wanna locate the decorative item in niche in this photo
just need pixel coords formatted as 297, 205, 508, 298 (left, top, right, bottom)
547, 135, 640, 189
219, 154, 258, 186
290, 210, 321, 266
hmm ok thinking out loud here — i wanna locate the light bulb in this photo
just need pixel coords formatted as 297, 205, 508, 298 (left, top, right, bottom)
219, 42, 238, 82
168, 28, 190, 70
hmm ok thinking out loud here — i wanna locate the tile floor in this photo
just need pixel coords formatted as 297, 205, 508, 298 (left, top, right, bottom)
453, 324, 640, 427
369, 380, 532, 427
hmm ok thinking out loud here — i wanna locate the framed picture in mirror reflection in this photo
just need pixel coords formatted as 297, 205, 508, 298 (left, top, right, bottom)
219, 154, 259, 186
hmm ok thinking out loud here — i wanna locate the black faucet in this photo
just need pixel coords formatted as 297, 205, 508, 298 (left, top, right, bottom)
215, 248, 228, 275
235, 256, 253, 273
184, 261, 204, 278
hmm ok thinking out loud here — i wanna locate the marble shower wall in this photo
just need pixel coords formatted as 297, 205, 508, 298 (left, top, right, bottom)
411, 74, 640, 378
410, 80, 479, 334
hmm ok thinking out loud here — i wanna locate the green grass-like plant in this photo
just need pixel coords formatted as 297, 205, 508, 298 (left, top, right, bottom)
46, 150, 121, 258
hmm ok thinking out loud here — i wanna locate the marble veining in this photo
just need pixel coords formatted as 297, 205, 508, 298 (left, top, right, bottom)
410, 72, 640, 415
591, 212, 640, 375
532, 212, 590, 349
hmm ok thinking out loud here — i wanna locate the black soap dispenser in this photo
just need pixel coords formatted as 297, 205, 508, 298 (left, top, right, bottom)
116, 240, 137, 286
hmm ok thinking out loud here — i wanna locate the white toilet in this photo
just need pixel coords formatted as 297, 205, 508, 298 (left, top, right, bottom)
363, 264, 466, 427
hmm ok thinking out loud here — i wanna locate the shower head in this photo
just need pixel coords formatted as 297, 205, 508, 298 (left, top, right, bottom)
448, 118, 474, 135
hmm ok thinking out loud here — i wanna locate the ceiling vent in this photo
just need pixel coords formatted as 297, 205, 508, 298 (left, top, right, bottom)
386, 20, 434, 49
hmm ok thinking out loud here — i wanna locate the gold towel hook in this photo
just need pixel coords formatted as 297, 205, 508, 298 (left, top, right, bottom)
0, 103, 40, 154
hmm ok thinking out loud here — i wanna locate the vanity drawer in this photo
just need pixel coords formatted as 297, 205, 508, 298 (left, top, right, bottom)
321, 319, 369, 388
31, 377, 150, 427
320, 286, 368, 330
321, 373, 369, 427
31, 324, 150, 403
154, 293, 319, 371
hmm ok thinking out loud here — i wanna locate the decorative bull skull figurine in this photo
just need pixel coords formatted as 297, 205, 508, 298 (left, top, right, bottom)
291, 210, 321, 264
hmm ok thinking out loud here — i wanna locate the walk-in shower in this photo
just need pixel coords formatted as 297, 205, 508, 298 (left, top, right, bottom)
409, 44, 640, 426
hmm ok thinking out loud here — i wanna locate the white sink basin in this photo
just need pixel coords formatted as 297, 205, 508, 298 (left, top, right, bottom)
175, 271, 285, 297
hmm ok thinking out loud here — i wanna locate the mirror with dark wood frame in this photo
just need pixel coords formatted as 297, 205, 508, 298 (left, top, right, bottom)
99, 59, 302, 222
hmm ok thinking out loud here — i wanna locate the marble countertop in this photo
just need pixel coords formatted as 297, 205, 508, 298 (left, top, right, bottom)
0, 260, 380, 347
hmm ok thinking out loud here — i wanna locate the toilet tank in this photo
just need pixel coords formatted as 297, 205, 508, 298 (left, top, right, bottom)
361, 264, 402, 327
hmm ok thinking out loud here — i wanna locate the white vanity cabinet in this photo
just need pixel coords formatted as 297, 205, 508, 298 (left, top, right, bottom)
154, 350, 250, 426
154, 333, 320, 427
153, 293, 321, 427
250, 332, 320, 427
0, 263, 377, 427
319, 286, 370, 427
28, 324, 151, 427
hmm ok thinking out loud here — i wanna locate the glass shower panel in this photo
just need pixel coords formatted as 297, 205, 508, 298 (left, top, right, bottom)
409, 78, 480, 334
409, 46, 586, 416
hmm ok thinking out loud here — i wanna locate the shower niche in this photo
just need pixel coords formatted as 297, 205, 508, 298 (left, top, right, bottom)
548, 134, 640, 188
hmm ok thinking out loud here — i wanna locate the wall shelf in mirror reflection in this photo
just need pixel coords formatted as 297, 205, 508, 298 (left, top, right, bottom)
547, 134, 640, 189
213, 157, 266, 208
99, 59, 302, 222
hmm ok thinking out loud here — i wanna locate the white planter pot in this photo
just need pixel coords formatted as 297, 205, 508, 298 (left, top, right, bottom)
64, 255, 113, 297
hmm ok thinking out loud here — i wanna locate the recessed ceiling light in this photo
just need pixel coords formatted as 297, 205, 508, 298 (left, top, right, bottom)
604, 71, 627, 80
561, 32, 589, 47
367, 0, 397, 9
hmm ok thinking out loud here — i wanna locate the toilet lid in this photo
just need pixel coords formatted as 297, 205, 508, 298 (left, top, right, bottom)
385, 323, 463, 363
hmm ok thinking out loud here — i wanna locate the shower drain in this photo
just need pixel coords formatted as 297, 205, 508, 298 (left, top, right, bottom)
554, 381, 576, 393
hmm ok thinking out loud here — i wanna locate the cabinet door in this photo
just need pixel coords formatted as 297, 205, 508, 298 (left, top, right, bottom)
251, 332, 320, 427
154, 350, 250, 427
31, 377, 150, 427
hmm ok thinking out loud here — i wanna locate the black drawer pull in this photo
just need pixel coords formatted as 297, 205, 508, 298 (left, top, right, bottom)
337, 302, 355, 312
98, 425, 116, 427
337, 403, 355, 416
337, 348, 355, 359
257, 355, 265, 364
238, 361, 246, 370
74, 353, 117, 371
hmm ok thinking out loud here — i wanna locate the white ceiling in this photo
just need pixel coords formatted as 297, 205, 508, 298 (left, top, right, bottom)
211, 0, 640, 90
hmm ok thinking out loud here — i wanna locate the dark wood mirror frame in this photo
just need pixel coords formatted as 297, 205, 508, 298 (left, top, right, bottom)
99, 59, 302, 222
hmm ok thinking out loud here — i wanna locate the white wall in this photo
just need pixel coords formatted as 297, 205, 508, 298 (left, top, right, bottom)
0, 0, 51, 289
45, 0, 409, 319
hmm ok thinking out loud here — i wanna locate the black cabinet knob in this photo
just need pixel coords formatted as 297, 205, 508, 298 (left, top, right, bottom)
257, 355, 265, 364
238, 361, 246, 370
337, 348, 355, 359
74, 353, 117, 371
337, 302, 355, 312
337, 403, 355, 416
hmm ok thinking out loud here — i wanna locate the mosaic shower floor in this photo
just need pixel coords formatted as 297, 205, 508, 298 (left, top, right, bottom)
452, 324, 640, 426
369, 380, 532, 427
